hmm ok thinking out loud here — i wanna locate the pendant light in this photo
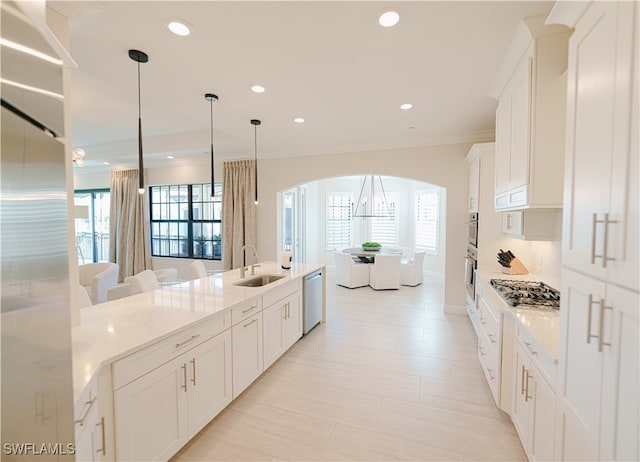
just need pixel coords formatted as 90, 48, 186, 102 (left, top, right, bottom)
205, 93, 218, 197
250, 119, 261, 205
352, 175, 395, 219
128, 49, 148, 194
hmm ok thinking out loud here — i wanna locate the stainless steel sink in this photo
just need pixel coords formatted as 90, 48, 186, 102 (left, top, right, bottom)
233, 274, 285, 287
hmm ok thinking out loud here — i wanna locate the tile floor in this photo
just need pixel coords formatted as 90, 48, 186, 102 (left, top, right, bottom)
172, 269, 526, 461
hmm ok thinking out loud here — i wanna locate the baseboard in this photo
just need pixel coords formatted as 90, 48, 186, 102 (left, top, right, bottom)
444, 304, 466, 315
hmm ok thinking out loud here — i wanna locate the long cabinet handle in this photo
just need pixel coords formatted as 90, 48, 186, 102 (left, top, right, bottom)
96, 416, 106, 456
176, 334, 200, 349
598, 301, 613, 352
181, 364, 187, 392
591, 213, 599, 264
243, 318, 257, 328
521, 365, 526, 396
524, 369, 533, 403
190, 358, 196, 386
602, 213, 617, 268
587, 295, 599, 344
74, 396, 96, 426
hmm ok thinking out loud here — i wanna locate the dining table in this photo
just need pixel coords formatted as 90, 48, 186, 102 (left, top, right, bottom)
342, 246, 403, 263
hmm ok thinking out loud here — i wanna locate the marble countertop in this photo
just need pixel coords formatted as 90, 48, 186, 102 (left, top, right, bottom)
476, 270, 560, 360
72, 261, 323, 401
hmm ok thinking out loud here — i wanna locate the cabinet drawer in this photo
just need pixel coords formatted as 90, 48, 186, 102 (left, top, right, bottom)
495, 185, 528, 210
478, 333, 500, 406
517, 324, 557, 388
262, 278, 300, 308
478, 296, 501, 357
113, 311, 229, 390
231, 296, 263, 326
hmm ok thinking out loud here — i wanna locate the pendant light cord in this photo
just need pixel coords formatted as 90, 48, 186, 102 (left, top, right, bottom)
137, 59, 144, 192
254, 123, 258, 204
210, 98, 214, 197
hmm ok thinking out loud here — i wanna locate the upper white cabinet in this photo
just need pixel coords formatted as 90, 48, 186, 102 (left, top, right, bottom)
468, 152, 480, 213
561, 1, 639, 292
489, 15, 570, 211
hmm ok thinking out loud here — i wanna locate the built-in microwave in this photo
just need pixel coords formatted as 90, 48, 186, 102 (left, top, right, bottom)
468, 213, 478, 248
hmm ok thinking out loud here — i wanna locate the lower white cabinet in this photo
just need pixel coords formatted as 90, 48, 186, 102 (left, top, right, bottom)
232, 311, 264, 399
264, 291, 302, 369
113, 329, 232, 461
74, 383, 106, 462
513, 338, 556, 462
556, 269, 639, 461
465, 293, 478, 336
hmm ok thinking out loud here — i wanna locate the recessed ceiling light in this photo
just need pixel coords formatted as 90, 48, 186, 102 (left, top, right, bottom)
167, 155, 175, 159
408, 126, 416, 130
167, 20, 191, 36
293, 117, 305, 124
102, 161, 110, 165
400, 103, 413, 110
251, 85, 266, 94
379, 11, 400, 27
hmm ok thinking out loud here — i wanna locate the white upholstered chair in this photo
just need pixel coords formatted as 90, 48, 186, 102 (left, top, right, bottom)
369, 254, 401, 290
154, 268, 178, 284
334, 252, 370, 289
400, 251, 426, 286
78, 262, 119, 304
128, 269, 160, 295
188, 261, 207, 280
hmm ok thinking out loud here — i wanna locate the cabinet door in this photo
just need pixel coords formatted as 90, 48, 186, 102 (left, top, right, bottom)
508, 53, 532, 190
512, 343, 531, 452
186, 330, 232, 436
530, 365, 556, 462
114, 355, 189, 462
502, 211, 523, 236
495, 98, 511, 195
232, 312, 264, 399
600, 285, 639, 461
556, 269, 606, 461
263, 301, 284, 370
282, 292, 302, 350
562, 1, 635, 285
75, 402, 98, 462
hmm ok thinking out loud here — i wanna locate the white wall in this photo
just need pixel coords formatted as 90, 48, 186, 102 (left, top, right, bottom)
74, 142, 471, 309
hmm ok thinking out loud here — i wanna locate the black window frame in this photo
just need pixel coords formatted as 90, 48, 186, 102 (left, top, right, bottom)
149, 183, 222, 260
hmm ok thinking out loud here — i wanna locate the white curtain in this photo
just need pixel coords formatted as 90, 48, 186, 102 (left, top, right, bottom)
222, 160, 256, 270
109, 169, 151, 281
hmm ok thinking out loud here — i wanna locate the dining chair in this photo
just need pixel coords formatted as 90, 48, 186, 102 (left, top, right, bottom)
78, 262, 119, 304
334, 252, 370, 288
369, 254, 401, 290
128, 269, 160, 295
188, 260, 207, 280
400, 251, 426, 286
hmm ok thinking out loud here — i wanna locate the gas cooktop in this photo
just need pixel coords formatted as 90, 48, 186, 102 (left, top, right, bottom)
490, 279, 560, 310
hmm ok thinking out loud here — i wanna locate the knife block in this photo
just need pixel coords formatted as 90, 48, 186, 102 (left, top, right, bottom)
501, 257, 529, 275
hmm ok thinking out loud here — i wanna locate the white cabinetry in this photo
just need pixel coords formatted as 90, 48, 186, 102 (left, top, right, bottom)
475, 281, 514, 414
551, 1, 639, 460
502, 209, 559, 240
556, 269, 639, 461
112, 313, 231, 461
263, 280, 302, 370
512, 326, 556, 462
74, 377, 107, 462
561, 1, 639, 293
468, 155, 480, 213
490, 15, 570, 211
232, 297, 264, 398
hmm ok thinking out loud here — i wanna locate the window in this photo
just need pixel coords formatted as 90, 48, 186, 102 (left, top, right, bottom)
326, 192, 352, 250
415, 190, 439, 254
150, 183, 222, 260
74, 189, 110, 264
369, 192, 399, 245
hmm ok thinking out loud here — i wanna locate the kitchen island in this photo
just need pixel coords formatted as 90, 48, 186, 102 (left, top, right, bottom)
72, 261, 325, 461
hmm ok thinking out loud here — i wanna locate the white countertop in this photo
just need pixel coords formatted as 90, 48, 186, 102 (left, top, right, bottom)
72, 261, 323, 400
476, 269, 560, 360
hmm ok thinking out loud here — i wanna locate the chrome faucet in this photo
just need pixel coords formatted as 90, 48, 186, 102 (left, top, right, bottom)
239, 244, 259, 278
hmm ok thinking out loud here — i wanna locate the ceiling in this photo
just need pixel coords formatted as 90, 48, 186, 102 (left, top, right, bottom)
49, 1, 555, 172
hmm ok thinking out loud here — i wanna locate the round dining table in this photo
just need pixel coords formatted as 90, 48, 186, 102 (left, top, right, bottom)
342, 246, 403, 263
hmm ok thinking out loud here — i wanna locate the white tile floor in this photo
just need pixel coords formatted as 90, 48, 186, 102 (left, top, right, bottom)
172, 269, 526, 461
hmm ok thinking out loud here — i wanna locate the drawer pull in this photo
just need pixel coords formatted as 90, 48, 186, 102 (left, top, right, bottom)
487, 368, 496, 381
176, 334, 200, 349
243, 318, 257, 328
74, 396, 96, 426
521, 365, 527, 396
190, 358, 197, 386
524, 369, 533, 402
488, 333, 496, 344
242, 304, 258, 314
598, 301, 613, 352
587, 295, 599, 345
181, 364, 188, 392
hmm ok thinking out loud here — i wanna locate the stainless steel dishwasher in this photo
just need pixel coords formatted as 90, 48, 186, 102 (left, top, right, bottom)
303, 269, 323, 334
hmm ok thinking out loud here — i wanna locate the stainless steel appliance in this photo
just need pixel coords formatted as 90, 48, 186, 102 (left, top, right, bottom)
1, 2, 75, 456
464, 245, 477, 299
467, 212, 478, 247
303, 269, 323, 334
490, 279, 560, 309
